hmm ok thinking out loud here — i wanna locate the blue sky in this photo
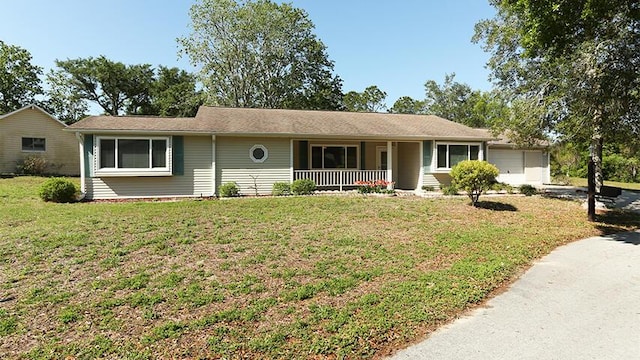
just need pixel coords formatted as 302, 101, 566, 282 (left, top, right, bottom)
1, 0, 496, 109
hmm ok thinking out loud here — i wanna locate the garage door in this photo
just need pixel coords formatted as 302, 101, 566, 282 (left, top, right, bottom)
488, 149, 524, 185
525, 151, 543, 183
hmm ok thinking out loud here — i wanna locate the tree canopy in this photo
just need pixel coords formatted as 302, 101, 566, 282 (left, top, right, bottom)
178, 0, 343, 110
46, 57, 202, 122
343, 85, 387, 112
0, 41, 43, 113
422, 73, 507, 128
474, 0, 640, 219
389, 96, 425, 114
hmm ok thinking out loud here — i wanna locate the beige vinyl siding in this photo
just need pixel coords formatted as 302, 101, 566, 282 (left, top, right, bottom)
396, 142, 420, 190
216, 136, 290, 195
422, 174, 441, 188
0, 108, 79, 175
86, 135, 213, 199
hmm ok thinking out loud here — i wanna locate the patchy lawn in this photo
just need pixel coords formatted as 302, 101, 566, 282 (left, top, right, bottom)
1, 177, 638, 359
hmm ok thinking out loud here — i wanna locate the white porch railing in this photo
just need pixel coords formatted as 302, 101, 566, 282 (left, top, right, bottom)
293, 170, 388, 191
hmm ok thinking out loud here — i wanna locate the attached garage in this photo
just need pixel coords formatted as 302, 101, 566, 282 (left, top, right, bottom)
488, 149, 525, 184
487, 148, 550, 186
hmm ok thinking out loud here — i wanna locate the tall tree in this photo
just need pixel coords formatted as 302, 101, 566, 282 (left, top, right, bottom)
343, 85, 387, 112
0, 41, 43, 113
148, 66, 203, 117
474, 0, 640, 219
49, 56, 154, 116
389, 96, 425, 114
423, 73, 506, 127
43, 70, 89, 124
178, 0, 343, 110
47, 58, 203, 119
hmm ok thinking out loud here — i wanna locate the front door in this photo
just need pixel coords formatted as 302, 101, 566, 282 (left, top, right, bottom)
376, 146, 388, 170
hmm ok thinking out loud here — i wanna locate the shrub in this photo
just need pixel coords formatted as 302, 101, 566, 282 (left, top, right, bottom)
450, 160, 499, 206
219, 182, 240, 197
16, 155, 48, 175
355, 180, 394, 194
422, 185, 436, 192
441, 184, 459, 195
39, 178, 78, 203
272, 182, 291, 196
291, 179, 316, 195
518, 184, 537, 196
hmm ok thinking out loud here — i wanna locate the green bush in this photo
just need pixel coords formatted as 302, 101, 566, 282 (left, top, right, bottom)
291, 179, 316, 195
450, 160, 499, 206
219, 182, 240, 197
16, 155, 49, 175
422, 185, 436, 192
440, 184, 459, 195
39, 178, 78, 203
272, 182, 291, 196
518, 184, 538, 196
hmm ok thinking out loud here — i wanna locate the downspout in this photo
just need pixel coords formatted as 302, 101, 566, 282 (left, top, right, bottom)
75, 132, 86, 200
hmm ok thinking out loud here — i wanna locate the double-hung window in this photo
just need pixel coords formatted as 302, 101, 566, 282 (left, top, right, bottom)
436, 143, 481, 170
96, 136, 172, 176
310, 145, 358, 169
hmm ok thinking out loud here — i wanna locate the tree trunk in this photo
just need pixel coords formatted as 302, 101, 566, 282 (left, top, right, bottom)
591, 108, 604, 193
587, 107, 604, 221
587, 159, 596, 222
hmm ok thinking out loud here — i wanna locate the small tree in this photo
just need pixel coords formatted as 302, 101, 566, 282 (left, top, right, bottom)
450, 160, 499, 206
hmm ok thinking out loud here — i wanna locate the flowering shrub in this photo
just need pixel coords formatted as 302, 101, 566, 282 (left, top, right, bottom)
355, 179, 395, 194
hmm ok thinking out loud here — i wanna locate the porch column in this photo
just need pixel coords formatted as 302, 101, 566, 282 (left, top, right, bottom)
75, 133, 85, 194
386, 141, 393, 189
211, 135, 216, 196
290, 139, 294, 182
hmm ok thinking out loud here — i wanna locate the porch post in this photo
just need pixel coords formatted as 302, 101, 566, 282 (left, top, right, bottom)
386, 141, 393, 189
75, 133, 85, 194
417, 141, 424, 193
290, 139, 294, 182
211, 135, 216, 196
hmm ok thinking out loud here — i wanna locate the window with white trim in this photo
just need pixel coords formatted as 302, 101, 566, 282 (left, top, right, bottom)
22, 137, 46, 152
96, 136, 172, 176
311, 145, 358, 169
436, 143, 480, 169
249, 144, 268, 163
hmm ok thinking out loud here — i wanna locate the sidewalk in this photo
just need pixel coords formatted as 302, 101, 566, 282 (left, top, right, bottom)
390, 231, 640, 360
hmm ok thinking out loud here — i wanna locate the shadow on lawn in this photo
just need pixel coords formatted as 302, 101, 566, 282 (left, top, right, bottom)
595, 210, 640, 236
474, 201, 518, 212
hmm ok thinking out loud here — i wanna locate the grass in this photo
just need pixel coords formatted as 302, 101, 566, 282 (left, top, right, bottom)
568, 177, 640, 191
1, 176, 639, 359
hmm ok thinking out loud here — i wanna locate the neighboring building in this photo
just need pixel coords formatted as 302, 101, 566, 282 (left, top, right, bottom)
0, 104, 79, 176
66, 106, 549, 200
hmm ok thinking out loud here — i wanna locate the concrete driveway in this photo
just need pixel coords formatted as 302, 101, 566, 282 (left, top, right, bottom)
390, 231, 640, 360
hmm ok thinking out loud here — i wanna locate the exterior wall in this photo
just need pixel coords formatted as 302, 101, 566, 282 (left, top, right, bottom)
216, 136, 291, 195
396, 142, 421, 190
0, 108, 79, 175
365, 141, 386, 170
86, 135, 213, 199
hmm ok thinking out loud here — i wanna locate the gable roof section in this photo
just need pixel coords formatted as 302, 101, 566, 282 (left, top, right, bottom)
0, 104, 67, 127
67, 106, 492, 140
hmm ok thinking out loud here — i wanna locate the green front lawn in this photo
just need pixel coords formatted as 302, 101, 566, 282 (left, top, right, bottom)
569, 177, 640, 191
1, 177, 637, 359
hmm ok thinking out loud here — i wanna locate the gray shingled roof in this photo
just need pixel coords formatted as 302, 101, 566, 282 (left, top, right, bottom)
476, 129, 550, 148
67, 106, 493, 140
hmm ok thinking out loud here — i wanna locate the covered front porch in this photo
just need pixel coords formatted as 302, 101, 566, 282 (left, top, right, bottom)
291, 140, 423, 191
